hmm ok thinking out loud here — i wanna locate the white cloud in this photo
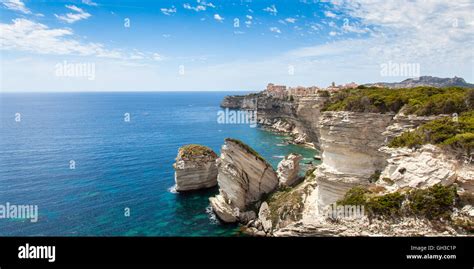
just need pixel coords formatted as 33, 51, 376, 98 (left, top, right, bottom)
324, 10, 337, 18
310, 24, 322, 31
2, 0, 473, 92
285, 18, 297, 24
263, 5, 277, 16
55, 5, 91, 24
1, 19, 115, 57
341, 21, 369, 34
329, 31, 337, 36
183, 3, 206, 12
161, 6, 176, 16
245, 15, 253, 27
269, 27, 281, 34
153, 53, 163, 61
214, 14, 224, 22
82, 0, 98, 6
200, 1, 215, 8
2, 0, 31, 14
0, 18, 162, 61
334, 0, 474, 62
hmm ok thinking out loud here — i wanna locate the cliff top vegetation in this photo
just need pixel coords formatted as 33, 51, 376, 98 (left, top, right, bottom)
337, 184, 458, 220
178, 144, 217, 159
389, 111, 474, 156
225, 138, 268, 164
323, 86, 473, 116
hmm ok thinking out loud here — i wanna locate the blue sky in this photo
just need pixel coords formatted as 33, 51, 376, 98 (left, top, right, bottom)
1, 0, 473, 91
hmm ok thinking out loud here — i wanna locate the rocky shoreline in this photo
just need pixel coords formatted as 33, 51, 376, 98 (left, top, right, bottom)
175, 81, 473, 236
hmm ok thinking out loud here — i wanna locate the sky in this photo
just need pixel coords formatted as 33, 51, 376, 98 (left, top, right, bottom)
0, 0, 473, 92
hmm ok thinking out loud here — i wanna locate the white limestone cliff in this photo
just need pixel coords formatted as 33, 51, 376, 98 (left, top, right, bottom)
173, 144, 218, 192
277, 153, 303, 187
209, 138, 279, 223
315, 111, 394, 209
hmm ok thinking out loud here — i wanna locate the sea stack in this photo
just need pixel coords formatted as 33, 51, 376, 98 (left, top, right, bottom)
277, 153, 303, 187
173, 144, 218, 192
209, 138, 279, 223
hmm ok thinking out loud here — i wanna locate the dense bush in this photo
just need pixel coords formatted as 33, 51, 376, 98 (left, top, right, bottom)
366, 192, 405, 217
389, 111, 474, 155
323, 87, 473, 115
178, 144, 217, 159
337, 187, 369, 207
337, 184, 458, 220
407, 184, 457, 220
317, 90, 330, 97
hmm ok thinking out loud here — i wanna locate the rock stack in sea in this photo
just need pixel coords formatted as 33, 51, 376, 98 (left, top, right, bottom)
276, 153, 303, 187
173, 144, 218, 192
209, 138, 279, 223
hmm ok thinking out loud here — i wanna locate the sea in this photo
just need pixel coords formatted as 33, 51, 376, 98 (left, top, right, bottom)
0, 92, 318, 236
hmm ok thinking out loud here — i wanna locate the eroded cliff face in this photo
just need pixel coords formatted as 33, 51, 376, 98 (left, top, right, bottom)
216, 139, 278, 209
219, 92, 473, 236
277, 153, 303, 187
266, 109, 473, 236
377, 145, 473, 195
173, 145, 218, 192
209, 139, 279, 223
221, 93, 328, 148
315, 111, 394, 209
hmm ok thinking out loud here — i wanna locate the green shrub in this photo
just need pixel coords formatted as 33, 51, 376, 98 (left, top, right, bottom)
267, 186, 305, 227
389, 111, 474, 155
178, 144, 217, 159
323, 87, 473, 115
366, 192, 405, 217
337, 187, 369, 206
317, 90, 330, 97
408, 184, 456, 220
336, 184, 458, 220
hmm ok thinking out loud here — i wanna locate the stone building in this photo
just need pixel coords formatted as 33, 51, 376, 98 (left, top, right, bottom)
265, 83, 287, 99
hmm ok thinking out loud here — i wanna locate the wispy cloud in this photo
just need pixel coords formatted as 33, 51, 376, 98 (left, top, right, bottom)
269, 27, 281, 34
200, 1, 215, 8
0, 18, 161, 61
263, 5, 277, 16
324, 10, 336, 18
183, 3, 206, 12
161, 6, 176, 16
285, 18, 297, 24
81, 0, 98, 7
333, 0, 474, 62
245, 15, 252, 27
2, 0, 31, 14
214, 14, 224, 22
55, 5, 91, 24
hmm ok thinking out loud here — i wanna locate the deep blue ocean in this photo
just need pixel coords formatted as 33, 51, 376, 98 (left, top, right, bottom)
0, 92, 318, 236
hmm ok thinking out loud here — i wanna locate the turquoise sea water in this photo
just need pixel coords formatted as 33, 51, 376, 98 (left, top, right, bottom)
0, 92, 318, 236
